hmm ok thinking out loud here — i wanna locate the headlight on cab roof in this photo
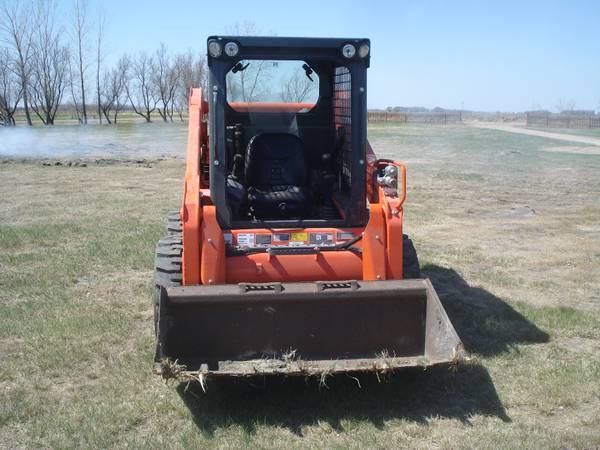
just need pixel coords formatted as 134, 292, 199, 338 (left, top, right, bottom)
208, 39, 222, 57
342, 44, 356, 59
224, 42, 239, 57
358, 43, 370, 58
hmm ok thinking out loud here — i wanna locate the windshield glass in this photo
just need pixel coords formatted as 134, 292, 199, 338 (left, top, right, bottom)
226, 60, 319, 112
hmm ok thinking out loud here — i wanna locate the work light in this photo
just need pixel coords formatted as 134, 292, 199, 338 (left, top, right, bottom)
378, 168, 396, 187
358, 43, 370, 58
208, 40, 222, 57
378, 165, 400, 195
224, 42, 239, 57
342, 44, 356, 58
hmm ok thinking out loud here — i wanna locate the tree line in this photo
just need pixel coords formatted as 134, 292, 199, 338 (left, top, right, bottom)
0, 0, 206, 126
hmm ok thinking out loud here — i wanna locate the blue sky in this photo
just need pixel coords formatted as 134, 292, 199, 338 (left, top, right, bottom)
88, 0, 599, 112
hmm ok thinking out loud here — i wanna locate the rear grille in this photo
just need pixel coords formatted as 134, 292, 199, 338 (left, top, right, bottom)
334, 66, 352, 191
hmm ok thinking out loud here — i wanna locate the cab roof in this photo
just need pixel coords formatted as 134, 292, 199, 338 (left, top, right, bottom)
206, 36, 370, 66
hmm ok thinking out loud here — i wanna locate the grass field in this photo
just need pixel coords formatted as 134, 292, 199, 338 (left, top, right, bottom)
1, 125, 599, 449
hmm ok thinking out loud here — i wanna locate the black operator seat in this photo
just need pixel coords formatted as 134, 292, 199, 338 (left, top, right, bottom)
245, 133, 310, 219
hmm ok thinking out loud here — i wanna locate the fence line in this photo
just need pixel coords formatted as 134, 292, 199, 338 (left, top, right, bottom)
526, 112, 600, 129
368, 111, 462, 124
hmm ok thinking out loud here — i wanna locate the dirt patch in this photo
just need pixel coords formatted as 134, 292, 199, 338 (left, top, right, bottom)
539, 146, 600, 155
0, 337, 27, 361
479, 205, 537, 219
0, 291, 32, 306
576, 225, 600, 234
0, 156, 176, 167
557, 336, 599, 355
469, 122, 600, 147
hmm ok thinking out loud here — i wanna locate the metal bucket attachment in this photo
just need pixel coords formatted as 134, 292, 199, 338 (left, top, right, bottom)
155, 279, 464, 377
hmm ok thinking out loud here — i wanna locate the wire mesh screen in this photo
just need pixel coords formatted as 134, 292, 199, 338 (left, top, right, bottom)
334, 66, 352, 191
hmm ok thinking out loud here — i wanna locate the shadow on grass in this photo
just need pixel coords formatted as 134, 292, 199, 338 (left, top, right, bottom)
177, 265, 548, 436
422, 265, 549, 357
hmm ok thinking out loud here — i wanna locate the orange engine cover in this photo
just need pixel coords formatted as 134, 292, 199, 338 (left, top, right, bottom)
225, 251, 363, 283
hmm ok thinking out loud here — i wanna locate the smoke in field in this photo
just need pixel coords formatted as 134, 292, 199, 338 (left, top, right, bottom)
0, 123, 187, 159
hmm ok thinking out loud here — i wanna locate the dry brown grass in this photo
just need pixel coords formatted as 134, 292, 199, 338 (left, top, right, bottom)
1, 125, 599, 448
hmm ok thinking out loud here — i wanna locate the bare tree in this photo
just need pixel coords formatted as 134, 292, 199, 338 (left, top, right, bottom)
224, 21, 274, 102
174, 50, 206, 120
153, 43, 180, 122
281, 70, 316, 103
95, 8, 105, 124
98, 69, 113, 123
1, 0, 34, 125
555, 98, 564, 114
126, 51, 157, 122
66, 52, 84, 123
28, 0, 69, 125
226, 59, 273, 102
99, 55, 128, 124
565, 99, 576, 112
225, 20, 259, 36
0, 46, 22, 125
70, 0, 89, 124
112, 55, 129, 123
244, 61, 271, 101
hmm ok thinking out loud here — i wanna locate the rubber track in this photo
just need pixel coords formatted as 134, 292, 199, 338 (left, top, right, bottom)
154, 213, 183, 354
167, 210, 182, 235
155, 212, 183, 288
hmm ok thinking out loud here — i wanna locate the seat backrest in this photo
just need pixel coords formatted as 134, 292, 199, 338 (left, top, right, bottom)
245, 133, 307, 187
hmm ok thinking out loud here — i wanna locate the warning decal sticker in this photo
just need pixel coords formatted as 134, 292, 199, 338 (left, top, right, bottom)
290, 232, 308, 243
236, 233, 255, 247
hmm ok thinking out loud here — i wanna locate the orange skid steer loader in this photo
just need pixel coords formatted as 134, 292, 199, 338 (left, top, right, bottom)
153, 36, 464, 378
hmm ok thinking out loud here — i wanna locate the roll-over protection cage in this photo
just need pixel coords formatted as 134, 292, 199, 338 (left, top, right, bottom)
206, 36, 371, 229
